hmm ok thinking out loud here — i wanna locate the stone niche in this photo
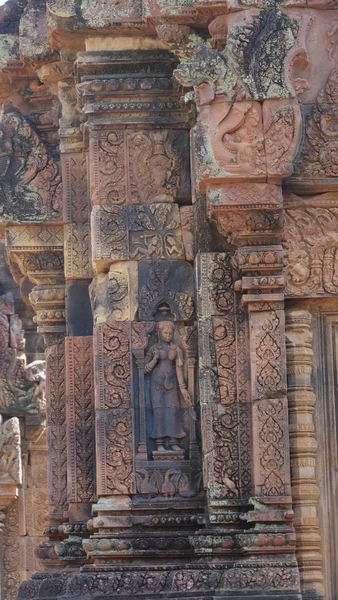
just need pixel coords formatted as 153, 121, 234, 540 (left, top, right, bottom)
133, 320, 200, 498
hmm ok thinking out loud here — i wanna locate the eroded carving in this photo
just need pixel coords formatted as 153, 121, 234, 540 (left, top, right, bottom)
138, 260, 195, 321
91, 129, 189, 205
0, 112, 62, 222
283, 193, 338, 297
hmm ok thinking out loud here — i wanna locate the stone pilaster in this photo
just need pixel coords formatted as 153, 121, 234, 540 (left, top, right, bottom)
5, 227, 67, 568
285, 310, 324, 599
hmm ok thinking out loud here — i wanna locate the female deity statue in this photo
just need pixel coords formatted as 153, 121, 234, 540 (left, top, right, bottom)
145, 321, 191, 452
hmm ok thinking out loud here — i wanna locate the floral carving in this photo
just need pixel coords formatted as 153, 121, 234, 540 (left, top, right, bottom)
257, 400, 286, 497
91, 129, 189, 205
139, 260, 195, 321
66, 337, 95, 504
46, 341, 67, 520
253, 310, 284, 400
91, 203, 184, 269
94, 323, 133, 496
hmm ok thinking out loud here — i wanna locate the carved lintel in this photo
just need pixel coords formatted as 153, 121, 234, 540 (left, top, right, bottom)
283, 192, 338, 298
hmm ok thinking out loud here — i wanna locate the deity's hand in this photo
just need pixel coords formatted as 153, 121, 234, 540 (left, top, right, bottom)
180, 387, 192, 407
152, 347, 160, 360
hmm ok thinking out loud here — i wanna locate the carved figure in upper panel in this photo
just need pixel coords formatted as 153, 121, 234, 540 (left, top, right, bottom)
283, 193, 338, 297
195, 99, 266, 186
145, 321, 191, 456
90, 129, 190, 205
0, 112, 62, 223
294, 68, 338, 180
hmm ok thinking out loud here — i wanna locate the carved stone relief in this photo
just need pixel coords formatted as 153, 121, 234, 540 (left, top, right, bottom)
90, 129, 190, 205
0, 112, 62, 223
262, 99, 301, 182
91, 204, 185, 271
133, 321, 201, 498
138, 260, 195, 321
283, 193, 338, 297
197, 253, 251, 504
66, 337, 95, 504
293, 67, 338, 182
196, 98, 266, 186
94, 322, 133, 496
207, 183, 283, 246
46, 341, 67, 520
90, 263, 138, 323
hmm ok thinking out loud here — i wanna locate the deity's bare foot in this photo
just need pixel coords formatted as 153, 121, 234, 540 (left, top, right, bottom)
171, 444, 181, 451
157, 445, 166, 452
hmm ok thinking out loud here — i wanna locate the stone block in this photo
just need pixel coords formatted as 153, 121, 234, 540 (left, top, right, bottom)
195, 97, 266, 188
90, 263, 138, 323
90, 129, 190, 205
138, 259, 195, 321
263, 99, 302, 183
91, 203, 184, 272
196, 253, 234, 317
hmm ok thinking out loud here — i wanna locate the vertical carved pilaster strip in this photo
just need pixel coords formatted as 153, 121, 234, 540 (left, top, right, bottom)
249, 301, 291, 502
93, 322, 133, 509
285, 310, 324, 599
197, 252, 250, 520
46, 341, 67, 523
62, 152, 93, 280
66, 337, 95, 508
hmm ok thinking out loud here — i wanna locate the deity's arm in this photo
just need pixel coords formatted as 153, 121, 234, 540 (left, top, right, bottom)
175, 347, 186, 388
145, 344, 159, 373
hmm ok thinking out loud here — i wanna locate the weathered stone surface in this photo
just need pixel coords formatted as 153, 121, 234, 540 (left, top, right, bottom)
283, 192, 338, 297
90, 129, 190, 206
138, 259, 195, 321
0, 112, 62, 223
91, 203, 185, 272
4, 2, 338, 600
90, 263, 138, 323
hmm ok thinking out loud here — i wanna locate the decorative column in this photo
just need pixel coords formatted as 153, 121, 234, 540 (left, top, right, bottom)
285, 310, 323, 599
77, 47, 199, 564
53, 71, 95, 567
5, 227, 67, 570
169, 7, 303, 595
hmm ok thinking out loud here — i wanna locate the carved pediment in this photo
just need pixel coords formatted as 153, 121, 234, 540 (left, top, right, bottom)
0, 112, 62, 224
